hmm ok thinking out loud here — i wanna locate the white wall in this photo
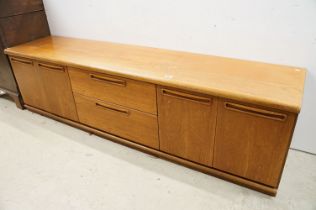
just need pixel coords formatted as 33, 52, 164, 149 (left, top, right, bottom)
42, 0, 316, 154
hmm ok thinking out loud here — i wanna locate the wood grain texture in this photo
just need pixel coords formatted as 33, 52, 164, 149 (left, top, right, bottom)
9, 57, 78, 120
24, 104, 278, 196
213, 99, 297, 187
68, 67, 157, 114
157, 87, 217, 167
0, 0, 44, 17
9, 57, 47, 109
0, 11, 50, 47
4, 36, 306, 113
38, 62, 78, 121
74, 93, 159, 149
5, 36, 303, 195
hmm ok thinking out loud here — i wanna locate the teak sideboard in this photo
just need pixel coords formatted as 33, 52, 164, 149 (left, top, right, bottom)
4, 36, 306, 196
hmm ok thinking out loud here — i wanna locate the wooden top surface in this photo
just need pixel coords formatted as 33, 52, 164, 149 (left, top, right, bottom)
4, 36, 306, 113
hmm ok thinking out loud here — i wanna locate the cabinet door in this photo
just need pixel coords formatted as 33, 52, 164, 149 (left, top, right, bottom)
157, 87, 217, 167
37, 62, 78, 121
9, 57, 46, 108
213, 100, 296, 187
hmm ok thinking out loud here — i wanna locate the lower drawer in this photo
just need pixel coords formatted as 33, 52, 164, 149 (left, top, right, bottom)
74, 93, 159, 149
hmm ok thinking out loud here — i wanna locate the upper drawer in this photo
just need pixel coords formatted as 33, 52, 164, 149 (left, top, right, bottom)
0, 0, 44, 17
68, 67, 157, 114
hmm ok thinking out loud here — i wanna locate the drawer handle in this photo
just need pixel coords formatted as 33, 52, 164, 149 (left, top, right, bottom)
90, 74, 126, 86
224, 102, 287, 121
162, 89, 211, 104
11, 57, 33, 65
95, 102, 130, 115
38, 63, 65, 72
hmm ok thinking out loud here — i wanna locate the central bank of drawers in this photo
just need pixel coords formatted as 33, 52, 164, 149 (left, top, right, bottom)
68, 67, 159, 149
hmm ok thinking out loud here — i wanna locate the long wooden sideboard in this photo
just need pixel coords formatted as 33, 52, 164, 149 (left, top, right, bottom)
4, 36, 306, 196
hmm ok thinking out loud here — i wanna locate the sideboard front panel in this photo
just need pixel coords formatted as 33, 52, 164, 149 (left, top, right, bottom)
157, 87, 218, 167
38, 62, 78, 121
10, 57, 46, 109
213, 99, 296, 187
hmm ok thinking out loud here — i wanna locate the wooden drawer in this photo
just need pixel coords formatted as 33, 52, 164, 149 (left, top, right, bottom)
0, 11, 50, 47
68, 68, 157, 114
74, 93, 159, 149
0, 0, 44, 18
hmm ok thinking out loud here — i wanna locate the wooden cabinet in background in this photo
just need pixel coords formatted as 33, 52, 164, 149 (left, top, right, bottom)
0, 0, 44, 17
0, 43, 20, 98
157, 87, 218, 167
0, 11, 50, 47
213, 100, 296, 187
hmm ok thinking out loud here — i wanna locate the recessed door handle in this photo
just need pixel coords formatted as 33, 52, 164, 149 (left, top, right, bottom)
95, 102, 130, 115
11, 57, 33, 65
90, 74, 126, 87
38, 63, 65, 72
224, 102, 287, 121
161, 89, 211, 104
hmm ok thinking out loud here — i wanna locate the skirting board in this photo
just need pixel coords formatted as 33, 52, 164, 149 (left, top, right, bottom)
25, 104, 278, 196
